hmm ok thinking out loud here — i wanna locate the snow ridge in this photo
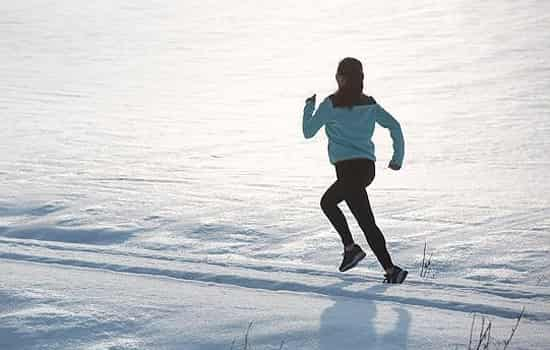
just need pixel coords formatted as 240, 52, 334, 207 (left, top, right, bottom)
1, 239, 547, 323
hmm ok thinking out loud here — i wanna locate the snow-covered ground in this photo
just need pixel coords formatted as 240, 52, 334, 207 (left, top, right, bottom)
1, 0, 549, 348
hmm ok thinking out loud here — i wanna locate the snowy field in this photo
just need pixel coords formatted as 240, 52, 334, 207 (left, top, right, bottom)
1, 0, 550, 349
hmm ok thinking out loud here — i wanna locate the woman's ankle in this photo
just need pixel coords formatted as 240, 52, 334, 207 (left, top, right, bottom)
344, 244, 355, 252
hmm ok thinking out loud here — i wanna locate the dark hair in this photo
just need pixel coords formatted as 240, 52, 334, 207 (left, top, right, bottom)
331, 57, 364, 108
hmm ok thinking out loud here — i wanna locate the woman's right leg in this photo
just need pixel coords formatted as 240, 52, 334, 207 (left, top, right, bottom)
345, 189, 394, 270
334, 158, 394, 271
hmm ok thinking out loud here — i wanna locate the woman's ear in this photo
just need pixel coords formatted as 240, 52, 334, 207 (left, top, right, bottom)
336, 74, 346, 87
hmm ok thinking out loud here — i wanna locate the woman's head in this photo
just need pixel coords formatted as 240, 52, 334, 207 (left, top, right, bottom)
333, 57, 364, 108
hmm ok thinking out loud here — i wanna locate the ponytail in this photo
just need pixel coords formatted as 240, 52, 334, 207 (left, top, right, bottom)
331, 57, 364, 108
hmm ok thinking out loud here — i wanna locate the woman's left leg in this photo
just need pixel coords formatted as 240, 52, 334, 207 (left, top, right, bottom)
320, 166, 367, 272
320, 180, 355, 247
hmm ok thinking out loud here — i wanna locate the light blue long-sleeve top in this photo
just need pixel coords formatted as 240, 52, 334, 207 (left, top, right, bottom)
302, 95, 405, 166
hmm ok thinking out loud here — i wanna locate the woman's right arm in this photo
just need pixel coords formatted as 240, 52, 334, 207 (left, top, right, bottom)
302, 96, 330, 139
374, 104, 405, 169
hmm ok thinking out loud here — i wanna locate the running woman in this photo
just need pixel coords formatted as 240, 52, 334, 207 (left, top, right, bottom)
302, 57, 407, 283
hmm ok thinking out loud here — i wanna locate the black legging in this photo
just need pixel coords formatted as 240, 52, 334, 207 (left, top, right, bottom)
320, 158, 393, 270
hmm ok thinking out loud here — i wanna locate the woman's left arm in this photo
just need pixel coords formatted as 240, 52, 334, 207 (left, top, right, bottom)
302, 95, 330, 139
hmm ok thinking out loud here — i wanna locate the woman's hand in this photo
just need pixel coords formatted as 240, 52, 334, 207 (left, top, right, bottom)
388, 161, 401, 171
305, 94, 316, 105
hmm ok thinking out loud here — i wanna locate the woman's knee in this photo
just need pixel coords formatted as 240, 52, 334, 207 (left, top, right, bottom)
320, 191, 335, 212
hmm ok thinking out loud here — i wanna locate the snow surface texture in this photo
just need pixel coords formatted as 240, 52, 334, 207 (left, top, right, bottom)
1, 0, 549, 349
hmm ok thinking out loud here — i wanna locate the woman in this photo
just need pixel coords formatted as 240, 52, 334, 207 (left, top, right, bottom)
302, 57, 407, 283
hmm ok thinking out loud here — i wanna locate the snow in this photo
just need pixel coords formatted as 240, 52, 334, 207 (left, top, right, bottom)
2, 250, 548, 349
1, 0, 550, 348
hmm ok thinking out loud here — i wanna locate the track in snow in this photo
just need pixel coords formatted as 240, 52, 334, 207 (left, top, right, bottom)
0, 238, 546, 322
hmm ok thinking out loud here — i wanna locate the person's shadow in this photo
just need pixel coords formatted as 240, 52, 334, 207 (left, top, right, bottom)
319, 280, 411, 350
